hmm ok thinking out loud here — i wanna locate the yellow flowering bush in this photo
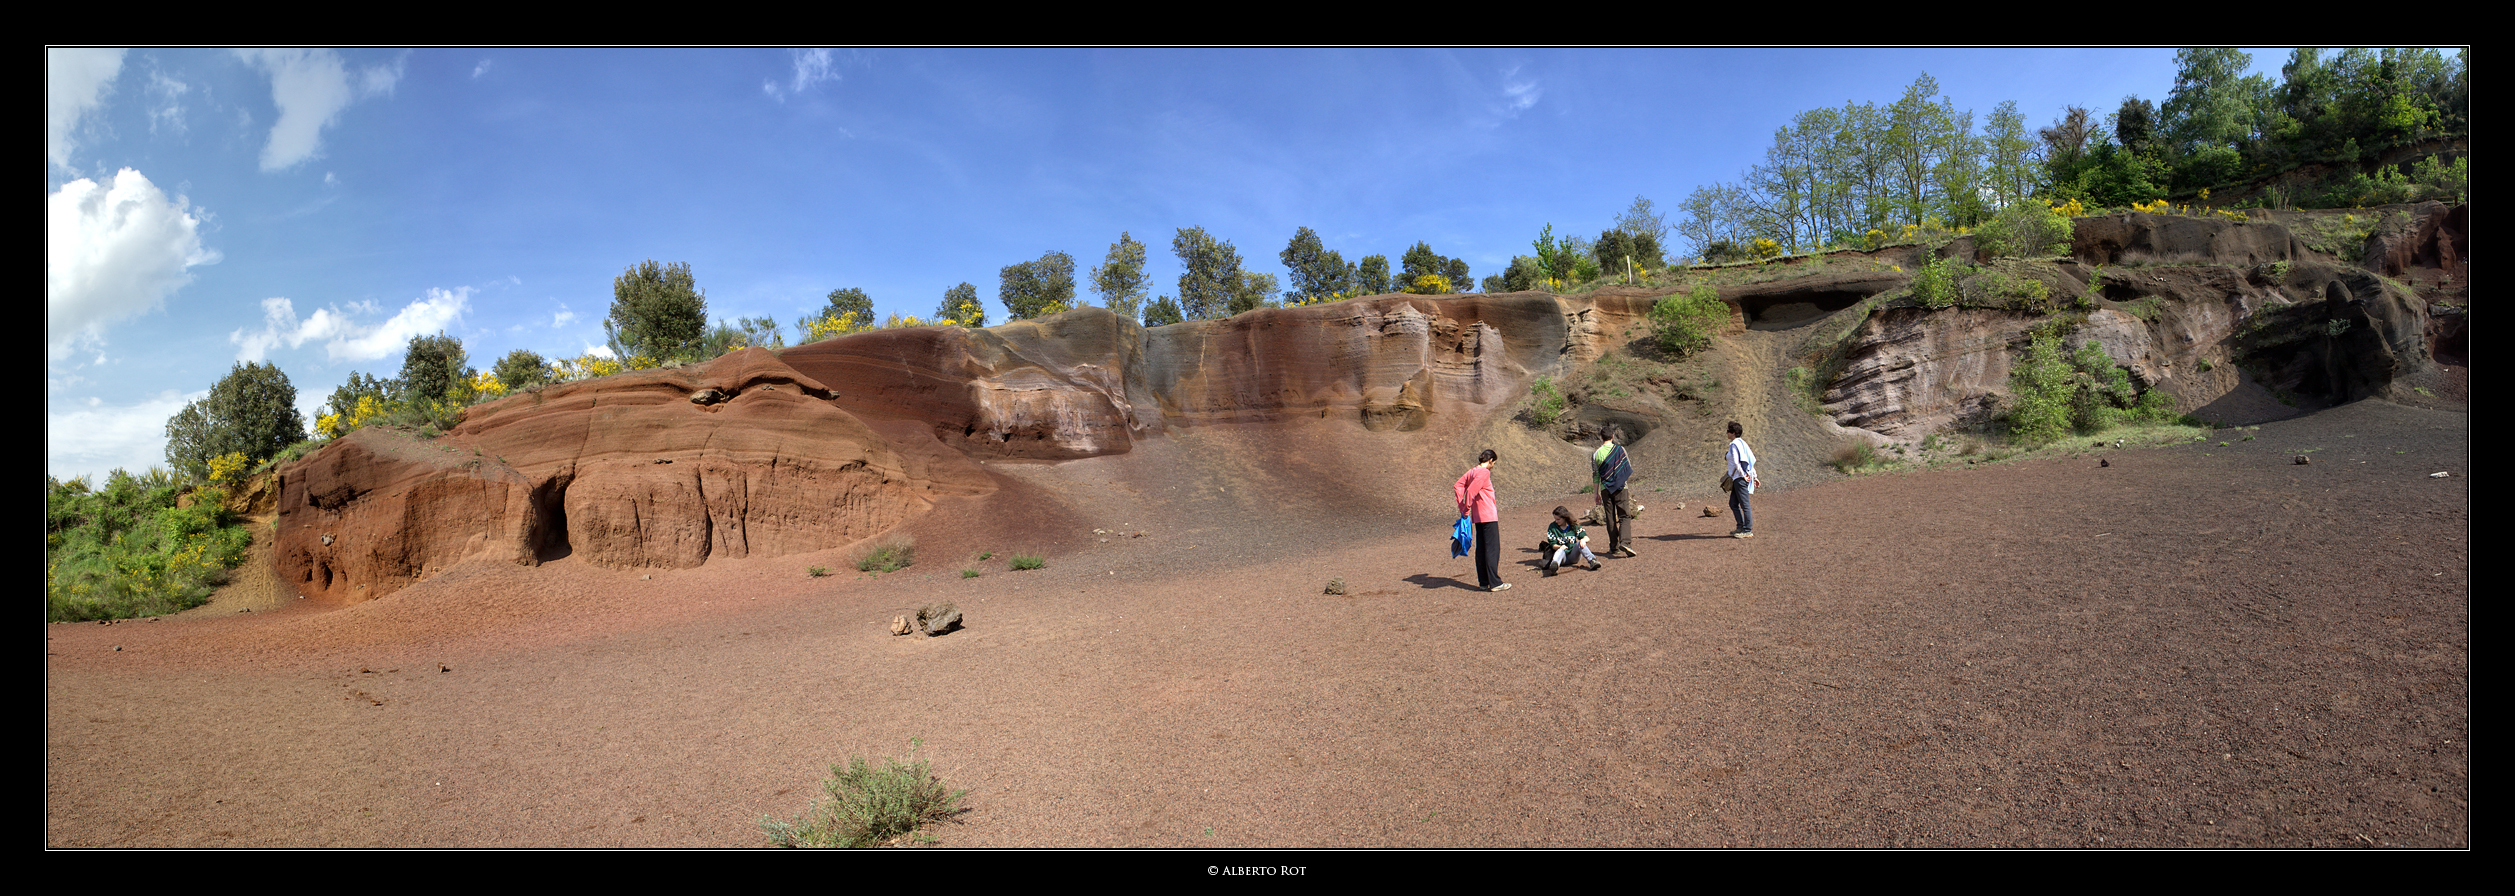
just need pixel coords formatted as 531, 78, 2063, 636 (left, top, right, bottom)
1408, 274, 1453, 295
205, 452, 253, 486
469, 370, 507, 400
316, 393, 391, 439
804, 310, 868, 343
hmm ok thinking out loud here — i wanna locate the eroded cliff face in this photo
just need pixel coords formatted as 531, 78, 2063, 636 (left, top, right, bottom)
272, 207, 2457, 600
276, 348, 989, 601
1819, 204, 2456, 441
275, 295, 1654, 600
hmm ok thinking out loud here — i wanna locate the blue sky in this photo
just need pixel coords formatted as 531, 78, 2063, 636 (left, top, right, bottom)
49, 47, 2285, 483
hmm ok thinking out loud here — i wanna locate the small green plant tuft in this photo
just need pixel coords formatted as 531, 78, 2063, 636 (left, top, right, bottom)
1830, 439, 1881, 474
1009, 554, 1045, 571
761, 738, 966, 848
856, 534, 915, 573
807, 566, 830, 578
960, 568, 980, 579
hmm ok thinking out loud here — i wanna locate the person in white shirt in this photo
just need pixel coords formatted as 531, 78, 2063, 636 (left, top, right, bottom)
1725, 420, 1758, 538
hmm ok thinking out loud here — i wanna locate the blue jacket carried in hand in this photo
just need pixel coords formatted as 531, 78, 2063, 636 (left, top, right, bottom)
1451, 515, 1474, 558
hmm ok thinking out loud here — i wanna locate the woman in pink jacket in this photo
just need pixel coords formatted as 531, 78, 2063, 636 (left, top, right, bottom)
1455, 448, 1507, 592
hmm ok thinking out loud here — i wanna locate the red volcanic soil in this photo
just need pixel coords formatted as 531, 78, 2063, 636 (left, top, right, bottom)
46, 400, 2466, 848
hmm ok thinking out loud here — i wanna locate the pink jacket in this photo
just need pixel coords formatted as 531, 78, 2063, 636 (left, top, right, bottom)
1454, 465, 1497, 524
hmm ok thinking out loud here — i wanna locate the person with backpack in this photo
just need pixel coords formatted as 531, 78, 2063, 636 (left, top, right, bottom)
1592, 425, 1638, 558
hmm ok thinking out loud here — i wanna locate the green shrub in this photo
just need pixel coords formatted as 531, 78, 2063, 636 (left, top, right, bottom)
960, 568, 980, 579
1648, 285, 1727, 358
1528, 377, 1567, 426
1009, 554, 1045, 571
1974, 200, 2075, 258
760, 739, 966, 848
46, 472, 254, 622
1911, 257, 1959, 309
2005, 332, 2077, 445
2007, 333, 2171, 445
857, 535, 914, 574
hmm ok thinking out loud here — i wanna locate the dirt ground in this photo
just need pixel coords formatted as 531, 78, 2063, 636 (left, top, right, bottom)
45, 398, 2466, 849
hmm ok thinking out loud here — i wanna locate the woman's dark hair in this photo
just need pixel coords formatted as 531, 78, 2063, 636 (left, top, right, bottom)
1552, 505, 1574, 524
1477, 448, 1498, 464
1726, 421, 1743, 438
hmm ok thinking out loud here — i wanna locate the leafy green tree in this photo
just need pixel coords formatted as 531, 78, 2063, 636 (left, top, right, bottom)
1981, 100, 2039, 210
1499, 256, 1545, 292
1090, 232, 1149, 321
937, 282, 988, 327
1885, 74, 1964, 228
493, 349, 552, 391
2163, 49, 2262, 161
607, 260, 709, 362
1279, 226, 1350, 304
1354, 254, 1393, 296
1593, 229, 1664, 280
1400, 242, 1467, 294
398, 332, 468, 404
1531, 224, 1569, 283
1143, 296, 1184, 327
2113, 96, 2159, 156
1613, 196, 1670, 263
737, 315, 787, 349
323, 372, 396, 421
1171, 227, 1244, 320
999, 251, 1078, 320
823, 287, 874, 326
1679, 181, 1752, 261
1228, 271, 1280, 315
164, 361, 306, 481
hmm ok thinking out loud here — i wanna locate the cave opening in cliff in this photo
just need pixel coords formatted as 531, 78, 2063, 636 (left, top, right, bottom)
530, 474, 574, 562
1743, 289, 1870, 330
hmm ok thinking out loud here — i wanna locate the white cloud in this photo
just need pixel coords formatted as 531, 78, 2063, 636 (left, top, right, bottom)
48, 168, 221, 361
146, 66, 190, 138
472, 58, 493, 79
48, 388, 197, 483
230, 287, 472, 363
47, 48, 126, 175
1498, 65, 1541, 116
763, 48, 855, 101
236, 48, 403, 172
551, 303, 578, 328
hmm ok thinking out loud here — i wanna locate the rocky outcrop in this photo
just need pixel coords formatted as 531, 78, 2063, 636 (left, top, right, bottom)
1820, 206, 2455, 441
276, 349, 989, 600
275, 296, 1657, 601
274, 206, 2459, 601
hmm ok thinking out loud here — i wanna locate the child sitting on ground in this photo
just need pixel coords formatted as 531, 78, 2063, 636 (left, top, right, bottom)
1541, 506, 1602, 575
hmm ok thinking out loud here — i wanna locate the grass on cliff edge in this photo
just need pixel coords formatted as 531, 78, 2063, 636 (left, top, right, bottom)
761, 739, 967, 848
